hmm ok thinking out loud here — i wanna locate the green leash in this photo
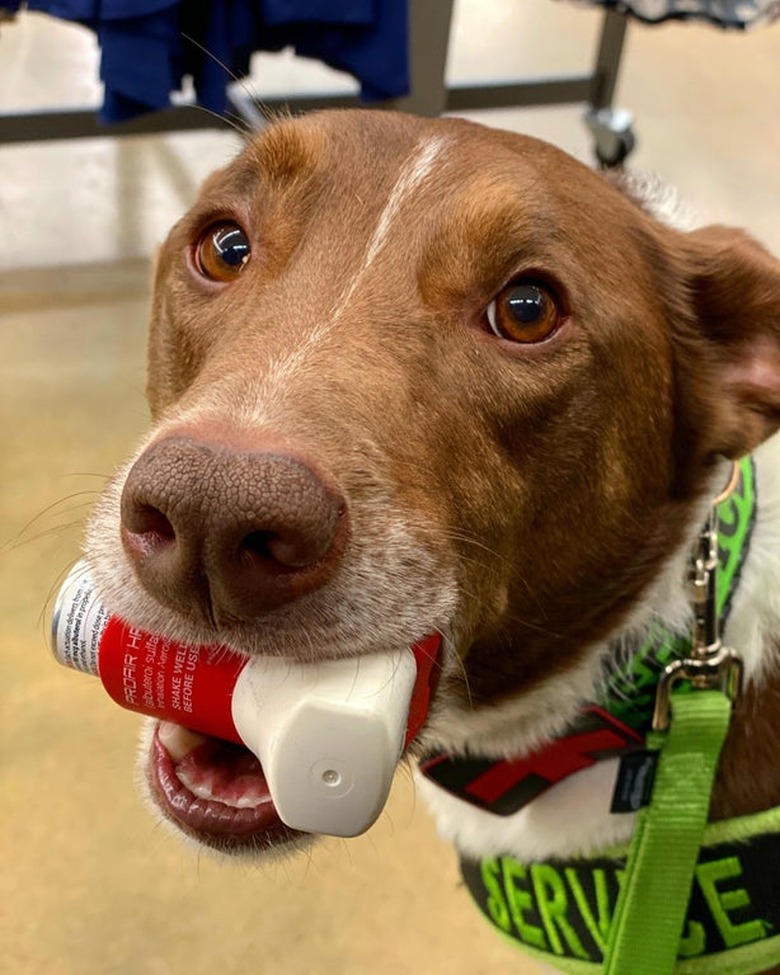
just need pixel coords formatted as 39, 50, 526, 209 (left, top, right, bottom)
604, 485, 743, 975
603, 688, 733, 975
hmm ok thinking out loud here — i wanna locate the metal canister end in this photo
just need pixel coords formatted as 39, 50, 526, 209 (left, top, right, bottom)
50, 560, 109, 675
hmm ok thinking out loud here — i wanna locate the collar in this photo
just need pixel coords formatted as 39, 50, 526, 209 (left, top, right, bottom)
420, 456, 756, 817
459, 805, 780, 975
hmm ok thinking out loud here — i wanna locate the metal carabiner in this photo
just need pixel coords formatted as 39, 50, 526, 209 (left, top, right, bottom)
652, 647, 743, 732
652, 501, 744, 733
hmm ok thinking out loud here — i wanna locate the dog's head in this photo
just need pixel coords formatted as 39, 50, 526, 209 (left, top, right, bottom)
85, 110, 780, 855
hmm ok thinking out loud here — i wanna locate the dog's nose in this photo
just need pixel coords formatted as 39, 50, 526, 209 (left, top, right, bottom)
119, 436, 348, 622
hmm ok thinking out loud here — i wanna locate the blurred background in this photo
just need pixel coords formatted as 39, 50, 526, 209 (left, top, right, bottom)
1, 2, 778, 973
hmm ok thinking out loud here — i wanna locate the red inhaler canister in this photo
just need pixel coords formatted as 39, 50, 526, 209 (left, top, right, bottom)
51, 562, 439, 836
51, 563, 247, 743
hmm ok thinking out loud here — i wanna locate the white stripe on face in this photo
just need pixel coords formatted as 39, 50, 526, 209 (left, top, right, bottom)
328, 134, 449, 324
175, 134, 451, 432
234, 134, 449, 423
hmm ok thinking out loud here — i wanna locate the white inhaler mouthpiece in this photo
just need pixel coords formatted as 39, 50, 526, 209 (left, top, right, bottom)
51, 561, 437, 837
233, 651, 416, 836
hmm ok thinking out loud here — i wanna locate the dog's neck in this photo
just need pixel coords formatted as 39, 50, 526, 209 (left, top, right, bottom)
418, 435, 780, 865
420, 458, 755, 818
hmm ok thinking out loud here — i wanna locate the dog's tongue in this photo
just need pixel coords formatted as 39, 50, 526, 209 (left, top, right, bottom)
161, 723, 271, 808
153, 722, 280, 838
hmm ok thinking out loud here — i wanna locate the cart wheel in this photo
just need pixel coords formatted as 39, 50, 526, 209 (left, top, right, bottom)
596, 127, 636, 169
584, 107, 637, 170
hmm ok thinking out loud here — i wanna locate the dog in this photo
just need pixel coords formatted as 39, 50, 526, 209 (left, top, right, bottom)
83, 110, 780, 973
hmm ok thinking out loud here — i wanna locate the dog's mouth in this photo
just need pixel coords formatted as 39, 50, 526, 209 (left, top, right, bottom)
144, 631, 441, 850
147, 721, 297, 848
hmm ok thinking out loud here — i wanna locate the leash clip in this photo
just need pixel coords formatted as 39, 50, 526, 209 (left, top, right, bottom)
652, 646, 743, 732
653, 505, 744, 732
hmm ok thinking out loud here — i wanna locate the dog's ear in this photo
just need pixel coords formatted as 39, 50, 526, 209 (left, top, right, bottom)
680, 225, 780, 460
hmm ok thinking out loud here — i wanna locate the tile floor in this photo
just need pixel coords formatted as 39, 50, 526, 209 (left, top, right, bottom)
1, 3, 778, 974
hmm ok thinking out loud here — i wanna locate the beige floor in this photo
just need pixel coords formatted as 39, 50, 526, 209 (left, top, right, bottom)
2, 4, 779, 975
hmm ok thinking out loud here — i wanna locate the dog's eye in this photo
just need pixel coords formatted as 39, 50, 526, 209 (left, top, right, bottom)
485, 282, 562, 344
195, 222, 250, 282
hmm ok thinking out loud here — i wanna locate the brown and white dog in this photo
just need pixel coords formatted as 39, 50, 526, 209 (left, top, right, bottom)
83, 111, 780, 972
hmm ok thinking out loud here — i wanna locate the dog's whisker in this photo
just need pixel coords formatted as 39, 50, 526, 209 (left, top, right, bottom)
408, 520, 505, 561
7, 514, 92, 552
180, 33, 270, 134
38, 557, 82, 633
500, 612, 563, 641
190, 102, 253, 141
9, 491, 99, 546
440, 529, 508, 564
425, 527, 545, 612
439, 631, 474, 713
62, 471, 112, 481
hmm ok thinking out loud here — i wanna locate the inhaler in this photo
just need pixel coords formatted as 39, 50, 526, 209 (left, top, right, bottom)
51, 561, 439, 837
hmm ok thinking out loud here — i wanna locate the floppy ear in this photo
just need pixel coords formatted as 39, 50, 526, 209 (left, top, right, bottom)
680, 225, 780, 460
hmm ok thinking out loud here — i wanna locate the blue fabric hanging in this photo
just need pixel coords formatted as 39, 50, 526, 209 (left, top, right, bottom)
7, 1, 409, 123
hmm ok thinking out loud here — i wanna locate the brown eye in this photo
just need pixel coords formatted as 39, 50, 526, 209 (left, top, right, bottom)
486, 281, 562, 343
195, 222, 250, 282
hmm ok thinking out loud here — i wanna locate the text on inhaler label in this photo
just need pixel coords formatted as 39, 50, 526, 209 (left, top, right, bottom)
98, 617, 245, 743
59, 569, 111, 675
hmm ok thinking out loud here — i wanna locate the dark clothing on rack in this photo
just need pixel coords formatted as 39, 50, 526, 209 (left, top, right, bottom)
5, 0, 409, 122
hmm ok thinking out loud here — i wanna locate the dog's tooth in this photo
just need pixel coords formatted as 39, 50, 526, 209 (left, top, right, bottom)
174, 767, 265, 809
158, 721, 207, 762
176, 768, 217, 803
233, 781, 270, 808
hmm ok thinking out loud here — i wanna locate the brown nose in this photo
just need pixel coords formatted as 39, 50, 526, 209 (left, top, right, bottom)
119, 436, 348, 623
